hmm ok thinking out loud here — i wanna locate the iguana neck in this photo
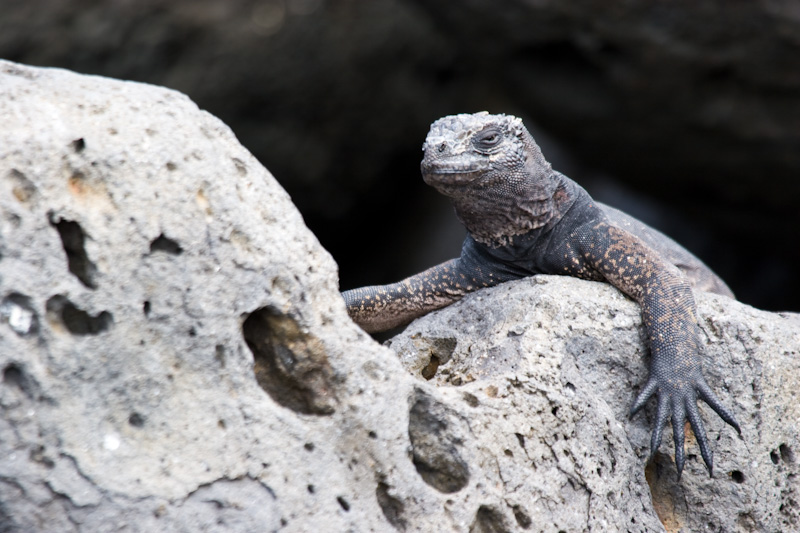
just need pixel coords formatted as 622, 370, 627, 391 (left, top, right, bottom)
451, 145, 573, 247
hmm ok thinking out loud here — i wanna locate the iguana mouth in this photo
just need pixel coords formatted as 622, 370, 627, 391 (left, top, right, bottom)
426, 166, 485, 174
421, 161, 489, 184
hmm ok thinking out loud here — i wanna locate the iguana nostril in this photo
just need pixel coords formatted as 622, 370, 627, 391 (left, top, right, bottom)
438, 142, 446, 153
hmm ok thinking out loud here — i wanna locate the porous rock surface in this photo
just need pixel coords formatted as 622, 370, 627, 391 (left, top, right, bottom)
1, 60, 797, 532
389, 275, 800, 532
0, 59, 418, 532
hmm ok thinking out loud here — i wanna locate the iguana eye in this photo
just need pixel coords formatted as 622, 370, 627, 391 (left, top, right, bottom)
475, 128, 502, 150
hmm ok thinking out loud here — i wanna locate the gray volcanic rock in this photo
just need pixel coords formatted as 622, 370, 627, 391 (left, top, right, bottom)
388, 275, 800, 532
0, 59, 419, 532
1, 60, 798, 532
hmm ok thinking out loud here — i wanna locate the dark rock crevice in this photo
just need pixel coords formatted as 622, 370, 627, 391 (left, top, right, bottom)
49, 215, 98, 289
407, 388, 471, 493
45, 295, 112, 336
242, 308, 339, 415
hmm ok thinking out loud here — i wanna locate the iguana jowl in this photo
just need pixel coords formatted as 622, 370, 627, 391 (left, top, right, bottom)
342, 112, 740, 477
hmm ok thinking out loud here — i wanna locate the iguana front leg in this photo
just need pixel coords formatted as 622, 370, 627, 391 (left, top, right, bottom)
342, 259, 495, 333
577, 221, 741, 476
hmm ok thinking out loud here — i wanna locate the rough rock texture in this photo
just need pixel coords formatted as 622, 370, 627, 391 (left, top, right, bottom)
2, 0, 800, 310
389, 275, 800, 532
0, 59, 422, 532
1, 60, 798, 532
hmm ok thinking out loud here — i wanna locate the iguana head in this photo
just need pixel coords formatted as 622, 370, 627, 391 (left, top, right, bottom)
420, 112, 559, 245
421, 112, 550, 194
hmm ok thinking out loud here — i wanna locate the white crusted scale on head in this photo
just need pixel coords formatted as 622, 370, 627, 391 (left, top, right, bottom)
422, 112, 525, 157
420, 112, 557, 245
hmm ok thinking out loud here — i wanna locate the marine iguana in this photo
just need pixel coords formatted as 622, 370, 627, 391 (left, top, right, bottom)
342, 112, 740, 477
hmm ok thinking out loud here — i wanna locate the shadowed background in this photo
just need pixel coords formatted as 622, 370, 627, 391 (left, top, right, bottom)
2, 0, 799, 311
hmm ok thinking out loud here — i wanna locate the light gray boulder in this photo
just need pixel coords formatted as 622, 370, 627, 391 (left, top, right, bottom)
389, 275, 800, 532
1, 60, 797, 532
0, 59, 417, 532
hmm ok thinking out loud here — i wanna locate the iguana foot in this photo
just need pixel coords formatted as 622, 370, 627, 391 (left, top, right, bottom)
630, 373, 741, 478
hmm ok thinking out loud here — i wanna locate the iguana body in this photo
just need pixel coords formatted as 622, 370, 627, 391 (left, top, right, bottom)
342, 112, 740, 476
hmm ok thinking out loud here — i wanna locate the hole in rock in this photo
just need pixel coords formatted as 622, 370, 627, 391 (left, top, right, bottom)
730, 470, 745, 483
149, 234, 183, 255
376, 481, 406, 531
407, 388, 470, 493
71, 138, 86, 153
128, 413, 145, 427
471, 505, 511, 533
780, 444, 795, 464
336, 496, 350, 512
421, 355, 439, 380
771, 451, 780, 465
243, 307, 338, 415
49, 216, 98, 289
512, 504, 532, 529
143, 301, 151, 317
307, 484, 314, 494
46, 295, 112, 335
3, 364, 33, 398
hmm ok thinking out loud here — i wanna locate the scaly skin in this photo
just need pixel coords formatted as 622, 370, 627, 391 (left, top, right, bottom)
342, 112, 740, 477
